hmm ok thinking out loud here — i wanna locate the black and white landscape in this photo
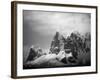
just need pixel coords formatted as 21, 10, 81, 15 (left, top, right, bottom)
23, 10, 91, 69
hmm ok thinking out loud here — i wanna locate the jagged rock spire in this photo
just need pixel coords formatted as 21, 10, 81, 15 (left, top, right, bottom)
50, 32, 66, 54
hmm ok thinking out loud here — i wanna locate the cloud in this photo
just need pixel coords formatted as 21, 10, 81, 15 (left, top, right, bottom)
23, 10, 91, 36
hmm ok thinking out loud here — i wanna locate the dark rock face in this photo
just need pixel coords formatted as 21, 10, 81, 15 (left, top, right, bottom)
26, 47, 38, 61
49, 31, 91, 65
26, 46, 44, 62
50, 32, 65, 54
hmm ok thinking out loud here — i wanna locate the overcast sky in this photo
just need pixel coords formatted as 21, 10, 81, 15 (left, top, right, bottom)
23, 10, 91, 54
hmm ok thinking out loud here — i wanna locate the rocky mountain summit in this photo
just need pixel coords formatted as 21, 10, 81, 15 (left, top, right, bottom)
50, 31, 91, 60
24, 31, 91, 69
